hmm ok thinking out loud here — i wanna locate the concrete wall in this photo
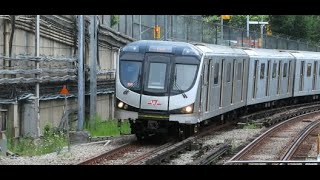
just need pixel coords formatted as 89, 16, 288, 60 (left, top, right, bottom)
38, 94, 114, 133
0, 15, 127, 137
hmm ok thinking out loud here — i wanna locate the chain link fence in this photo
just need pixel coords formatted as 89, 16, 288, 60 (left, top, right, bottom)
102, 15, 320, 52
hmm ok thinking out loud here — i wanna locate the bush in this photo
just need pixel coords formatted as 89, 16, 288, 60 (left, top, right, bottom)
8, 124, 67, 156
84, 115, 131, 137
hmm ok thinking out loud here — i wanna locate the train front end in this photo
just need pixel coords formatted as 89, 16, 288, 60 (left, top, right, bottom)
115, 40, 202, 140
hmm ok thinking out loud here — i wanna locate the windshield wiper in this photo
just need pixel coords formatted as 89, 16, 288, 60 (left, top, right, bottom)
123, 77, 140, 94
173, 71, 187, 98
123, 70, 141, 95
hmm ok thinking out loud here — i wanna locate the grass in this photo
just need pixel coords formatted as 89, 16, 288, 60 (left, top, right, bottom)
84, 115, 131, 137
243, 123, 258, 129
7, 124, 67, 156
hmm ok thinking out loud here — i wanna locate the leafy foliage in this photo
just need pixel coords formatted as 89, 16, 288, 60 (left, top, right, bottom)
203, 15, 320, 43
7, 124, 67, 156
84, 115, 131, 137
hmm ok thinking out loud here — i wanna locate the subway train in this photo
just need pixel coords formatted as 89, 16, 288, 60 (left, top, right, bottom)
115, 40, 320, 140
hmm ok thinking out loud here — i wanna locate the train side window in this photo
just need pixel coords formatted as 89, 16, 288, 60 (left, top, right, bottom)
272, 63, 277, 78
319, 64, 320, 76
214, 63, 219, 84
226, 63, 231, 82
307, 63, 312, 77
283, 63, 287, 77
260, 63, 265, 79
237, 63, 242, 80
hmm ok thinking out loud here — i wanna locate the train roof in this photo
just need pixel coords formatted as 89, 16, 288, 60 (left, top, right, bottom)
122, 40, 202, 57
285, 50, 320, 60
193, 43, 248, 56
240, 47, 294, 59
124, 40, 320, 61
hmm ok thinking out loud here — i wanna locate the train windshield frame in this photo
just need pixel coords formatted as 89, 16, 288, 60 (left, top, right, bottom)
119, 51, 200, 96
170, 56, 200, 95
119, 60, 142, 93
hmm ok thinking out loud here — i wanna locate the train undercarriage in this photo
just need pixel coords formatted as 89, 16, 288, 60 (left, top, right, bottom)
127, 95, 320, 141
128, 119, 198, 141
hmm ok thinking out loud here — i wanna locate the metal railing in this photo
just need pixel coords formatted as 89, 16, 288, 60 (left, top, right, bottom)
105, 15, 320, 52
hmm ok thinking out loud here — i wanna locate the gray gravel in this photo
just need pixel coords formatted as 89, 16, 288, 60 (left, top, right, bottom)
163, 128, 264, 165
101, 145, 158, 165
244, 120, 314, 160
0, 135, 137, 165
0, 143, 120, 165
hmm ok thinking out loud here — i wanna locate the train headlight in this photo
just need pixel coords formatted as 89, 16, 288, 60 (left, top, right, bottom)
185, 106, 193, 113
118, 101, 124, 108
180, 104, 194, 114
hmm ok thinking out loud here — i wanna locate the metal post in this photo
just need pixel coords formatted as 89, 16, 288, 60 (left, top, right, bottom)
241, 30, 244, 47
201, 21, 203, 42
246, 15, 249, 38
155, 15, 158, 40
35, 15, 40, 137
89, 15, 97, 127
170, 15, 173, 40
228, 28, 231, 46
139, 15, 142, 40
317, 134, 320, 161
131, 15, 134, 38
77, 15, 85, 131
164, 15, 167, 41
215, 25, 218, 44
260, 25, 264, 48
3, 20, 10, 78
65, 94, 70, 152
221, 17, 223, 42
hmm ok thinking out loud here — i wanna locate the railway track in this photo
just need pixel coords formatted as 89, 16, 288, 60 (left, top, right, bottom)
76, 142, 140, 165
226, 110, 320, 165
77, 103, 320, 165
76, 122, 233, 165
280, 120, 320, 161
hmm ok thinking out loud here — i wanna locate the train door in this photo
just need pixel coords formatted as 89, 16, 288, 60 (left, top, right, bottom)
201, 58, 210, 113
299, 61, 305, 91
225, 61, 233, 106
218, 59, 232, 108
253, 60, 259, 99
277, 60, 282, 95
233, 59, 243, 103
140, 54, 171, 111
318, 61, 320, 90
266, 60, 271, 96
241, 59, 246, 102
282, 62, 288, 94
231, 59, 236, 104
212, 60, 221, 111
219, 59, 225, 107
288, 60, 293, 93
313, 61, 318, 90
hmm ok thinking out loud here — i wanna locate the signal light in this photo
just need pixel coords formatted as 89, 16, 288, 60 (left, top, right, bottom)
154, 25, 161, 40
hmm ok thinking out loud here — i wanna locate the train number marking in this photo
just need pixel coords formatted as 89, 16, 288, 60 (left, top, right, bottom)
147, 100, 161, 106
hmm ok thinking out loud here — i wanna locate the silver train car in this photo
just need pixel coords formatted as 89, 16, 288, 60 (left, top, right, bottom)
115, 40, 320, 140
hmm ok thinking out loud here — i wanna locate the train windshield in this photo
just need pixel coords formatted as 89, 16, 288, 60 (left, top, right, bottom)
119, 60, 142, 91
173, 64, 198, 91
147, 62, 167, 89
171, 56, 199, 94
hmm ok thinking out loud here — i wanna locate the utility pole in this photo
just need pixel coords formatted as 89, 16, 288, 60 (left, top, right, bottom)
35, 15, 40, 137
221, 16, 224, 41
77, 15, 85, 131
164, 15, 168, 40
139, 15, 142, 40
89, 15, 97, 127
247, 15, 249, 38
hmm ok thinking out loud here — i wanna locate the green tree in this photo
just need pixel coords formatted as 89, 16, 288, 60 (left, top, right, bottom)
269, 15, 311, 41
